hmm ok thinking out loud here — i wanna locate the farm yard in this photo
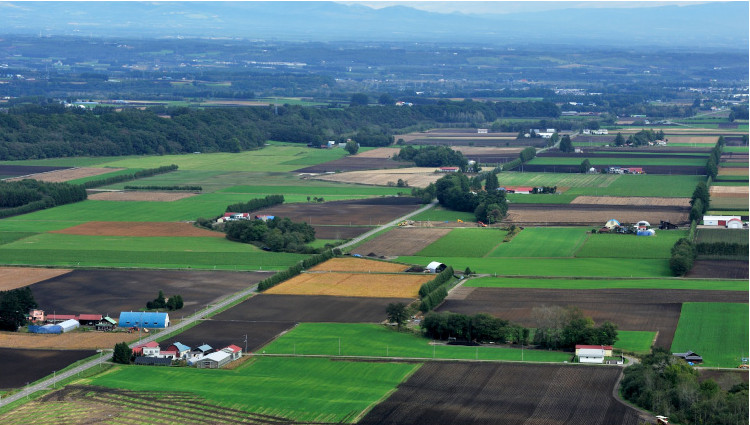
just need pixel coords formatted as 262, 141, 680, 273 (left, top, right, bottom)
358, 362, 648, 425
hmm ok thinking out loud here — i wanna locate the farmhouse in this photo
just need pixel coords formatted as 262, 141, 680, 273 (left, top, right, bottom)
95, 316, 117, 331
118, 311, 170, 328
76, 314, 102, 326
673, 351, 703, 363
223, 344, 243, 360
133, 341, 160, 356
477, 128, 488, 134
576, 347, 605, 364
702, 215, 742, 227
165, 342, 191, 359
192, 344, 213, 357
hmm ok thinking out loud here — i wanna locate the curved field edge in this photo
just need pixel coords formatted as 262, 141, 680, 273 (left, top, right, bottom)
86, 356, 421, 423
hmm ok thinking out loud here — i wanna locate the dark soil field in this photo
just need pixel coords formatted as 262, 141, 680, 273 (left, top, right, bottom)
439, 288, 747, 348
30, 270, 269, 315
0, 165, 70, 179
214, 294, 412, 323
520, 164, 706, 175
539, 152, 708, 159
295, 157, 411, 173
698, 369, 749, 391
0, 348, 96, 390
505, 203, 690, 226
686, 260, 749, 279
161, 320, 295, 352
359, 362, 648, 425
254, 197, 423, 227
314, 225, 372, 239
352, 228, 451, 257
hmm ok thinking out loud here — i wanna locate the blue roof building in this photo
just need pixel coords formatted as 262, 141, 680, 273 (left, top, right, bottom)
118, 312, 170, 328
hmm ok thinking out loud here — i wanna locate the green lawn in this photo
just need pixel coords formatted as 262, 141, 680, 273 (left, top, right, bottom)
464, 276, 748, 291
416, 228, 508, 258
488, 227, 588, 257
671, 303, 749, 368
576, 230, 688, 259
0, 233, 304, 270
261, 323, 572, 362
614, 331, 656, 354
396, 256, 672, 277
408, 205, 478, 222
89, 356, 420, 423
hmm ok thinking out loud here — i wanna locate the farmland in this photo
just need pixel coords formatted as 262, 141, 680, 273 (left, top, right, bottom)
264, 272, 432, 298
0, 348, 96, 390
351, 227, 451, 257
416, 228, 508, 257
0, 267, 72, 291
670, 303, 749, 368
488, 227, 587, 257
576, 230, 688, 259
464, 276, 748, 291
695, 228, 749, 244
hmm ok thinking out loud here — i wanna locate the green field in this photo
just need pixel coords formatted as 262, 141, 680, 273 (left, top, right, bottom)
261, 323, 572, 362
0, 233, 304, 270
219, 184, 408, 197
463, 276, 748, 291
416, 228, 507, 257
89, 356, 420, 423
614, 331, 656, 354
408, 205, 478, 222
528, 157, 706, 167
396, 256, 672, 277
0, 231, 37, 246
489, 227, 588, 257
695, 228, 749, 244
576, 230, 688, 259
66, 168, 144, 185
671, 303, 749, 368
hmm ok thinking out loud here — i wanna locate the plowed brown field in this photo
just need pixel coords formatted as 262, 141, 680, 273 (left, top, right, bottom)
352, 228, 451, 256
309, 257, 409, 273
312, 168, 442, 188
504, 204, 689, 225
265, 272, 430, 298
354, 148, 401, 158
87, 191, 197, 201
0, 331, 138, 350
50, 222, 224, 238
570, 196, 690, 207
710, 186, 749, 198
6, 167, 125, 182
718, 167, 749, 176
0, 267, 72, 291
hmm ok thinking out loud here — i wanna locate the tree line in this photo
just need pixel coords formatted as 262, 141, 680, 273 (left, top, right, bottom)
82, 165, 179, 189
395, 145, 468, 168
257, 249, 338, 291
0, 180, 87, 218
225, 217, 317, 254
422, 311, 529, 345
124, 185, 201, 191
224, 194, 284, 214
418, 266, 455, 312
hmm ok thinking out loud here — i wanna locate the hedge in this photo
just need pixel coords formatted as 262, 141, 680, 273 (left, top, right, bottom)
82, 165, 179, 188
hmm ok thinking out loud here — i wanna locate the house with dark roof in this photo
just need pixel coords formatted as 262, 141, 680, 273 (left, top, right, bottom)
135, 356, 172, 366
673, 351, 703, 363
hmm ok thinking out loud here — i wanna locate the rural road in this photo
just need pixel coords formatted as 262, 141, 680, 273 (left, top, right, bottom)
0, 199, 438, 407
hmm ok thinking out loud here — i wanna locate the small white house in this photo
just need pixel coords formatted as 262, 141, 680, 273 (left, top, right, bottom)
577, 348, 605, 364
58, 319, 80, 333
477, 128, 488, 134
197, 350, 232, 369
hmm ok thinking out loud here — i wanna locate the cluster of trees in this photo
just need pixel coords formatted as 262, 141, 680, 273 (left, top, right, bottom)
418, 266, 454, 312
225, 194, 284, 214
670, 237, 696, 276
0, 180, 87, 219
395, 145, 468, 168
706, 136, 725, 179
113, 342, 133, 364
0, 287, 37, 331
385, 302, 410, 331
580, 158, 593, 173
422, 312, 529, 344
225, 217, 316, 253
558, 135, 574, 152
257, 249, 337, 291
689, 182, 710, 222
146, 290, 184, 311
82, 165, 179, 189
500, 146, 538, 172
532, 306, 618, 350
614, 129, 665, 147
124, 185, 201, 191
432, 173, 508, 224
621, 349, 748, 425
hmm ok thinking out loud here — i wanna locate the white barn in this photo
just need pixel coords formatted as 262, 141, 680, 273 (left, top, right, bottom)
577, 348, 605, 364
58, 319, 80, 333
703, 215, 742, 227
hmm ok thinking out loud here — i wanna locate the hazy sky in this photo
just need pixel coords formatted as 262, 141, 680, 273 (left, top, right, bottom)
338, 1, 710, 15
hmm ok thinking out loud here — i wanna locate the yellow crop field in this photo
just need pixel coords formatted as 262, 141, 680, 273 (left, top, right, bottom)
265, 272, 431, 298
309, 257, 409, 273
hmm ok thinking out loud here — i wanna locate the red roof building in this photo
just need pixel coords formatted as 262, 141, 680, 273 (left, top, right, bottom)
47, 314, 76, 322
133, 341, 160, 356
575, 344, 614, 356
222, 344, 243, 360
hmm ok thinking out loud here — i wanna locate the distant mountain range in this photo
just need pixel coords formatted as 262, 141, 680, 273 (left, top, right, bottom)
0, 1, 746, 48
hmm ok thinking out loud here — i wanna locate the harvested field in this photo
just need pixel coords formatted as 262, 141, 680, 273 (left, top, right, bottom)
254, 197, 423, 226
7, 167, 125, 183
0, 348, 96, 390
312, 167, 442, 188
663, 136, 718, 144
294, 157, 409, 173
710, 185, 749, 197
686, 260, 749, 279
0, 267, 71, 291
359, 362, 647, 425
50, 221, 224, 238
314, 225, 371, 239
719, 167, 749, 176
214, 294, 412, 323
438, 288, 746, 348
352, 228, 451, 257
0, 330, 138, 350
355, 148, 401, 158
265, 272, 431, 298
0, 165, 70, 179
161, 320, 295, 352
310, 257, 410, 273
504, 203, 689, 226
519, 164, 706, 175
87, 191, 198, 202
30, 269, 268, 315
570, 196, 690, 207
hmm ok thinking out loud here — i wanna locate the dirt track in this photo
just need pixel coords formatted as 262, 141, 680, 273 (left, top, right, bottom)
360, 362, 647, 425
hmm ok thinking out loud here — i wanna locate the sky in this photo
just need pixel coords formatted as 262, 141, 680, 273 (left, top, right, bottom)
337, 1, 711, 15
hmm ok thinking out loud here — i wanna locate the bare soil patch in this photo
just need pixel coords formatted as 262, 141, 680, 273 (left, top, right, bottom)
570, 196, 691, 207
0, 348, 96, 390
667, 136, 719, 144
7, 167, 125, 183
710, 186, 749, 197
161, 320, 295, 353
0, 331, 138, 350
718, 167, 749, 176
686, 260, 749, 279
50, 221, 223, 238
439, 288, 746, 348
314, 225, 371, 240
0, 165, 70, 179
87, 191, 198, 202
254, 197, 423, 226
504, 203, 689, 226
310, 257, 409, 273
355, 148, 401, 158
521, 164, 706, 175
294, 157, 410, 173
30, 269, 269, 315
0, 267, 72, 291
265, 272, 431, 298
352, 228, 451, 257
312, 167, 443, 188
360, 362, 647, 425
214, 294, 412, 323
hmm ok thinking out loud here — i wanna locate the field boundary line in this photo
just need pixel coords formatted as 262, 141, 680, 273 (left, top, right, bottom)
570, 231, 591, 258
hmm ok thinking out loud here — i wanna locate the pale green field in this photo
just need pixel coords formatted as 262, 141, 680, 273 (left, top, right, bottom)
576, 231, 688, 259
416, 228, 507, 257
489, 227, 588, 257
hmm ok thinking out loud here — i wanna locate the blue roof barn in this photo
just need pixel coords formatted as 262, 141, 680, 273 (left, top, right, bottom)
118, 312, 170, 328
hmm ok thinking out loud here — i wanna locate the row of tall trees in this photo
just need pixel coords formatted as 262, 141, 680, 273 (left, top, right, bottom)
433, 173, 508, 224
0, 180, 87, 218
422, 312, 529, 345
